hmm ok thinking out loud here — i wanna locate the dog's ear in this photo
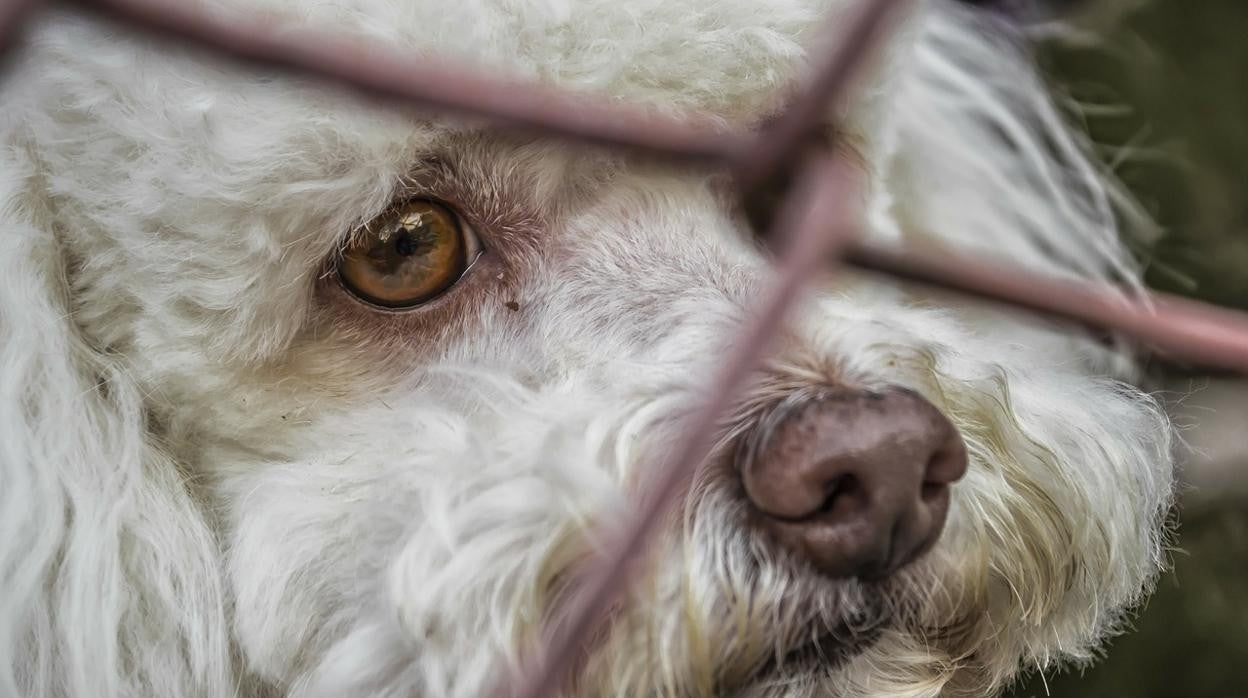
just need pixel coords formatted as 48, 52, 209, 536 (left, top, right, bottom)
0, 152, 233, 696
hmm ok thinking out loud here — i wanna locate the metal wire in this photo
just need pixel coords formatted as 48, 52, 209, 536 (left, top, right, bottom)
1, 0, 1246, 694
6, 0, 1236, 377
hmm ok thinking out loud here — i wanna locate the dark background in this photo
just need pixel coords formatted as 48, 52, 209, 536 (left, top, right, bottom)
1008, 1, 1248, 696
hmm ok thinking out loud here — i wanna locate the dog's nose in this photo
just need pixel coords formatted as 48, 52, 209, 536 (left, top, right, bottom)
740, 387, 967, 579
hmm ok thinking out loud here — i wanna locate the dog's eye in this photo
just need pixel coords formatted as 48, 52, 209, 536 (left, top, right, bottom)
338, 199, 478, 308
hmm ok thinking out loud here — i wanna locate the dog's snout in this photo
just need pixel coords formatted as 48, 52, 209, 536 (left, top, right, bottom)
740, 387, 968, 579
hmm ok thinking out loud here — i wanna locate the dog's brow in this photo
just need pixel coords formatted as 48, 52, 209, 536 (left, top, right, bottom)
3, 0, 1246, 695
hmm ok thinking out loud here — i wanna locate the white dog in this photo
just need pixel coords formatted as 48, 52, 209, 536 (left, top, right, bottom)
0, 0, 1175, 695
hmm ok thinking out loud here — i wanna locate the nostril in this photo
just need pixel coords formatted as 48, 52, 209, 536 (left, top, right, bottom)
815, 476, 844, 515
814, 473, 863, 521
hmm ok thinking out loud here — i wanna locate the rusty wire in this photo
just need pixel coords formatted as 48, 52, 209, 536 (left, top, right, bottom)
2, 0, 1248, 695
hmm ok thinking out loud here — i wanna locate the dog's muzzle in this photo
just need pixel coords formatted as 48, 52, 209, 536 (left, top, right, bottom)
737, 387, 968, 579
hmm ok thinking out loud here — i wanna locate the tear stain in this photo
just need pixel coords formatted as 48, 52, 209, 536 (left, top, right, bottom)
505, 301, 521, 312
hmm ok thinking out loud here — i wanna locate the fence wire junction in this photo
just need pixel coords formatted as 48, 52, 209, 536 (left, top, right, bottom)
2, 0, 1247, 695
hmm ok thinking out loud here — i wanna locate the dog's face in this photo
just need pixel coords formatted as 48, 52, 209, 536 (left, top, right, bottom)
0, 0, 1175, 696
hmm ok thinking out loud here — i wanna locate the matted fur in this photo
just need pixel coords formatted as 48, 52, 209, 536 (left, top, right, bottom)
0, 0, 1173, 696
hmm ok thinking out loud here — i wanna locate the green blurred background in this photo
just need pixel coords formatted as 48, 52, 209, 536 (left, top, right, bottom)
1043, 0, 1248, 309
1008, 1, 1248, 696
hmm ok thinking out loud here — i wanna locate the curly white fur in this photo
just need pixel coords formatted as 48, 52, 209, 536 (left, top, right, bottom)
0, 0, 1173, 696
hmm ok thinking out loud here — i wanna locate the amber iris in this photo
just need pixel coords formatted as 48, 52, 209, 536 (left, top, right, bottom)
339, 199, 468, 308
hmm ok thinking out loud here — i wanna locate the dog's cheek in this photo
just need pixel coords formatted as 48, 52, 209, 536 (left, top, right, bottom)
220, 472, 390, 684
207, 427, 442, 685
892, 369, 1171, 692
215, 383, 649, 693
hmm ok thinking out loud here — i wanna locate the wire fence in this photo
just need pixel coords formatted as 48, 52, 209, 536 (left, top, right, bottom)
2, 0, 1247, 695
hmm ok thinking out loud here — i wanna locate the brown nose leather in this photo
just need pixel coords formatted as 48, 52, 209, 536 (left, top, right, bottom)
740, 387, 967, 579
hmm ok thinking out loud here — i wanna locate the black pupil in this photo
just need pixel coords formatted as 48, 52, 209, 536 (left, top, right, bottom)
393, 227, 430, 257
394, 232, 417, 256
